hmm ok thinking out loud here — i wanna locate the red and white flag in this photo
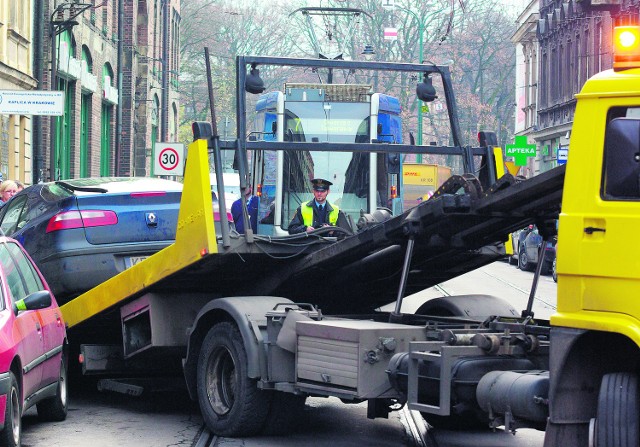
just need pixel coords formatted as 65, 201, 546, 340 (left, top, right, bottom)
384, 27, 398, 41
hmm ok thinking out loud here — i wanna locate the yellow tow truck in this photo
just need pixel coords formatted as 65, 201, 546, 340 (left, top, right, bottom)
56, 27, 640, 444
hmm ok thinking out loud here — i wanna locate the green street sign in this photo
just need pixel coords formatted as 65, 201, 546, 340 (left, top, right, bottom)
505, 135, 536, 166
421, 105, 429, 113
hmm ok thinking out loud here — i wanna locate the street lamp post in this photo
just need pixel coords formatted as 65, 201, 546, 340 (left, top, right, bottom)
48, 3, 90, 181
394, 6, 447, 161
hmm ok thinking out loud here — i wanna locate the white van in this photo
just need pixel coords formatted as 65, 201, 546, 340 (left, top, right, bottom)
210, 172, 241, 211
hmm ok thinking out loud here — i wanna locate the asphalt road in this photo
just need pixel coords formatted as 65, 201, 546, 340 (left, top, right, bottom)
21, 261, 555, 447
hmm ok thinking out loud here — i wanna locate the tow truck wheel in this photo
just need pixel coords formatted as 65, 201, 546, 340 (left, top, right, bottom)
197, 322, 271, 437
595, 372, 639, 447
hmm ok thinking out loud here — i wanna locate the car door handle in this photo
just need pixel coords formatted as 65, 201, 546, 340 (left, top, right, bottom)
584, 226, 606, 234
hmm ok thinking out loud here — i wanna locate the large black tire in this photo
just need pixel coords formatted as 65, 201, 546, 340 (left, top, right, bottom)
262, 393, 307, 436
0, 371, 21, 447
37, 355, 68, 421
518, 248, 534, 271
415, 294, 518, 320
595, 373, 640, 447
197, 322, 271, 437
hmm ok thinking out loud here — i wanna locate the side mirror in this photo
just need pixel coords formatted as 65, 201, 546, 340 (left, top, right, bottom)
245, 65, 265, 94
416, 74, 437, 103
192, 122, 213, 141
13, 290, 52, 315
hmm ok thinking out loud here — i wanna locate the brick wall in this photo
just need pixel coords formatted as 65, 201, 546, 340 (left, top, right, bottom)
39, 0, 180, 180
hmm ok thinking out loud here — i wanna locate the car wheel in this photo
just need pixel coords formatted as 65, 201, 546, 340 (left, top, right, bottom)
518, 249, 534, 271
594, 373, 639, 447
552, 257, 557, 282
0, 371, 21, 447
197, 322, 271, 437
37, 355, 68, 421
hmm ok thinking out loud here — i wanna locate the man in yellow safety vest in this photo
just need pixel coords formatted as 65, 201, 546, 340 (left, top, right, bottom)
288, 178, 350, 235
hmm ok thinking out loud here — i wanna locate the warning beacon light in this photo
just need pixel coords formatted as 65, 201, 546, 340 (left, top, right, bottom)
613, 26, 640, 70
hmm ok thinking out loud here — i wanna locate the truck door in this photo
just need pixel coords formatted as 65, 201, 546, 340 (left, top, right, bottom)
559, 105, 640, 316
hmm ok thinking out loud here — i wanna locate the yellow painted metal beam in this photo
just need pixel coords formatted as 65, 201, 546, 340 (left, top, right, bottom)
492, 146, 516, 257
61, 138, 218, 328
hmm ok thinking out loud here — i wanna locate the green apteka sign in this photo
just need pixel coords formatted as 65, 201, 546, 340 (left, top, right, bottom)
505, 135, 536, 166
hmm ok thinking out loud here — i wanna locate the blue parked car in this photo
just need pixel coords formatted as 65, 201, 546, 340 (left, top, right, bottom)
0, 178, 231, 303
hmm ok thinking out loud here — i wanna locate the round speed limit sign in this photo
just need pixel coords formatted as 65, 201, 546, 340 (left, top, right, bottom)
154, 143, 185, 176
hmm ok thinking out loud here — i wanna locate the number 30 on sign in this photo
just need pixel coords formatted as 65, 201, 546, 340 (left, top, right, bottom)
154, 143, 185, 176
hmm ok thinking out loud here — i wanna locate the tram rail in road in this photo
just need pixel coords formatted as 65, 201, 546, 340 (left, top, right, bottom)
400, 407, 432, 447
194, 405, 430, 447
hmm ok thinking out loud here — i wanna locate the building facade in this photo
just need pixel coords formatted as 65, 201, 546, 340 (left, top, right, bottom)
121, 0, 181, 177
34, 0, 180, 183
0, 0, 36, 184
513, 0, 640, 177
512, 0, 540, 178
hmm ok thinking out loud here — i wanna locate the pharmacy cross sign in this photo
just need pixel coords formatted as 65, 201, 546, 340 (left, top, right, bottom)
505, 135, 536, 166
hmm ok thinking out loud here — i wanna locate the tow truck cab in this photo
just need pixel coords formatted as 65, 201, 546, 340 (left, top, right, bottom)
545, 25, 640, 446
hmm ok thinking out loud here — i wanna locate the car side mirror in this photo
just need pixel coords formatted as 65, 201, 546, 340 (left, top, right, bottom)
13, 290, 52, 315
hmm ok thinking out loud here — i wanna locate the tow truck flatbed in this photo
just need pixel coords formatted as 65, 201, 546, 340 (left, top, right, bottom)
61, 138, 564, 330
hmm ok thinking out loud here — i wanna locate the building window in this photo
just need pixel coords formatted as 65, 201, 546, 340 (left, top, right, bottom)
8, 1, 28, 37
585, 31, 590, 79
596, 23, 602, 73
569, 40, 574, 97
559, 44, 564, 101
541, 52, 548, 108
576, 35, 582, 89
101, 64, 115, 176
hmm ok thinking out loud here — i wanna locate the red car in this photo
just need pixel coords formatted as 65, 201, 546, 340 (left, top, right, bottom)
0, 237, 67, 447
